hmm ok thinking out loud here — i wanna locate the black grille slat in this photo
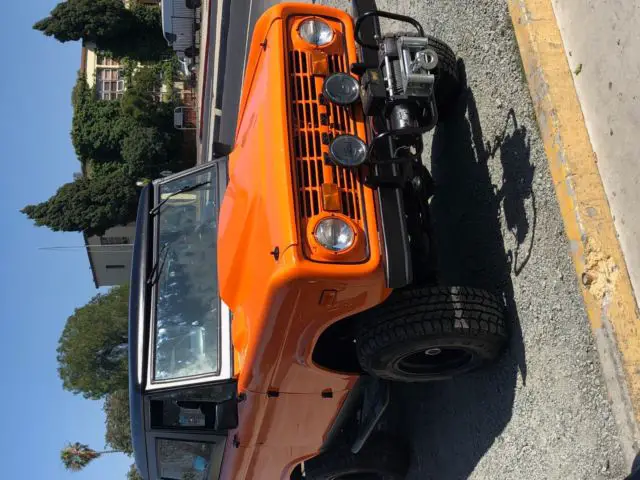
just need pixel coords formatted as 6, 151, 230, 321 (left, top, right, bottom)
354, 195, 361, 219
302, 161, 310, 187
296, 77, 303, 99
316, 159, 324, 184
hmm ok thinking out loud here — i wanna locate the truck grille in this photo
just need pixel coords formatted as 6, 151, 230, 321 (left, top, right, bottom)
288, 50, 364, 228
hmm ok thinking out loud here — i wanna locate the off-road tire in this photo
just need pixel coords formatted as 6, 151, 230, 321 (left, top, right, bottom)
427, 35, 461, 120
356, 286, 507, 382
304, 434, 409, 480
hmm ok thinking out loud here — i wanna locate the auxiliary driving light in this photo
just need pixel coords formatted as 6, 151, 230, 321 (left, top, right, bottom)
329, 135, 367, 168
314, 218, 355, 252
323, 73, 360, 105
298, 19, 334, 46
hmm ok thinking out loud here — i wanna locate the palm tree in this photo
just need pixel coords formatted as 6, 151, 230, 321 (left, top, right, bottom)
127, 463, 144, 480
60, 442, 121, 472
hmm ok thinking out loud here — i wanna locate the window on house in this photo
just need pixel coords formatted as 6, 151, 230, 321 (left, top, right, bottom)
97, 68, 126, 100
97, 56, 118, 67
106, 265, 126, 270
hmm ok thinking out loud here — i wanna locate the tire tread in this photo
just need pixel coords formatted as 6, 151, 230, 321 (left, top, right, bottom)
356, 286, 508, 381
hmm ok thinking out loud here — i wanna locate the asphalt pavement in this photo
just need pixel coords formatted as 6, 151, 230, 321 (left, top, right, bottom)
200, 0, 632, 478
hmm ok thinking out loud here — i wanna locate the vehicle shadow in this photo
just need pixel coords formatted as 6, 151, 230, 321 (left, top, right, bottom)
384, 61, 531, 480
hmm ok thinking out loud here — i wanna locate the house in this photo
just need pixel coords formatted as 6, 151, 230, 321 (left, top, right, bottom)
84, 225, 137, 288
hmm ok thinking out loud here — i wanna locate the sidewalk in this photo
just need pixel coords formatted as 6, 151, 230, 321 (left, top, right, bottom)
508, 0, 640, 469
552, 0, 640, 307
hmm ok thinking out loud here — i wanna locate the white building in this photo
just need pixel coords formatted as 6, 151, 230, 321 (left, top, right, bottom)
84, 224, 137, 288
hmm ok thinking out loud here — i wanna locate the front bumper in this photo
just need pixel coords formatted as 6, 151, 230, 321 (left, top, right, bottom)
353, 0, 414, 288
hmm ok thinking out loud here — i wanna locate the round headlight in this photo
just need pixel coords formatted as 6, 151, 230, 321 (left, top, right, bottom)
298, 19, 334, 46
323, 73, 360, 106
314, 218, 355, 252
329, 135, 367, 168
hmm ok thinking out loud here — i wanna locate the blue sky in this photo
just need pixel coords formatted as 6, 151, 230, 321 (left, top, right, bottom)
0, 2, 133, 479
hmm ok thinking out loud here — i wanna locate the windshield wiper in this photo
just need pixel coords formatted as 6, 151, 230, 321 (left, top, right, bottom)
147, 242, 171, 286
149, 181, 211, 216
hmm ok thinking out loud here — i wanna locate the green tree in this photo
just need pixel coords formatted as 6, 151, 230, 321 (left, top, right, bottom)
122, 126, 174, 178
60, 442, 121, 472
34, 0, 168, 61
104, 389, 133, 454
127, 464, 144, 480
126, 62, 163, 99
71, 71, 183, 175
55, 285, 130, 399
71, 75, 134, 163
21, 163, 139, 236
34, 0, 128, 43
121, 67, 177, 129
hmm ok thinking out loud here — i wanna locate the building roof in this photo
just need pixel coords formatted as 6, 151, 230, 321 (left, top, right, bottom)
82, 231, 100, 289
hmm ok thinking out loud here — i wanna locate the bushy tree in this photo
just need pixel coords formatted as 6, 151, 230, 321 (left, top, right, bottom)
55, 285, 130, 399
122, 126, 171, 178
34, 0, 128, 43
34, 0, 168, 61
72, 75, 134, 163
71, 71, 183, 177
21, 164, 139, 236
104, 389, 133, 454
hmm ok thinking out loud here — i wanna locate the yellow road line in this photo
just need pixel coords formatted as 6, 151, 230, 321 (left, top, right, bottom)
508, 0, 640, 452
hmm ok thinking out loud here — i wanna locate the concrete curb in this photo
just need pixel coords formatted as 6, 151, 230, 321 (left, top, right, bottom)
508, 0, 640, 467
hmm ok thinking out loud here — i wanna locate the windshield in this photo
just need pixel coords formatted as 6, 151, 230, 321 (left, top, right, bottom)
153, 168, 220, 382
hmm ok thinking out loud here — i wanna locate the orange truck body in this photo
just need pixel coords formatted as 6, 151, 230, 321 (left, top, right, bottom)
217, 4, 390, 478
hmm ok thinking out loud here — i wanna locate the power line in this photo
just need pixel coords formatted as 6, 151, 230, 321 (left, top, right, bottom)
38, 244, 133, 252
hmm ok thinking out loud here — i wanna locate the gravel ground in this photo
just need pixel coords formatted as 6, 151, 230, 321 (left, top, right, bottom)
309, 0, 627, 478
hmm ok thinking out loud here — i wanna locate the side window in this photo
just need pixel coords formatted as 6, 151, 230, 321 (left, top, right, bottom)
151, 399, 215, 429
156, 438, 223, 480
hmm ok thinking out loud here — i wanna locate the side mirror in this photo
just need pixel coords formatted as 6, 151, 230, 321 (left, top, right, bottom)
212, 142, 233, 159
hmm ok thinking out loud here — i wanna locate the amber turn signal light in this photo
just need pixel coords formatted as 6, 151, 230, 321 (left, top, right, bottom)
311, 50, 329, 76
321, 183, 341, 212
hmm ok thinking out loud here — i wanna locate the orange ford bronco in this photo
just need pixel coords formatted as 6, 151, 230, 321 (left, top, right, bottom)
128, 2, 509, 479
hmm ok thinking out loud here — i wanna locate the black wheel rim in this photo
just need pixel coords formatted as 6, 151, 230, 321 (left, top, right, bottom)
395, 347, 475, 376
